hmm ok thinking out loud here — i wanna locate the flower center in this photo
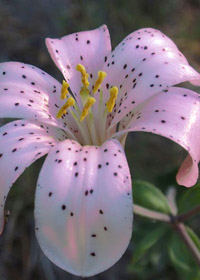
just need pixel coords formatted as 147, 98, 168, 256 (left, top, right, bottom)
56, 64, 118, 146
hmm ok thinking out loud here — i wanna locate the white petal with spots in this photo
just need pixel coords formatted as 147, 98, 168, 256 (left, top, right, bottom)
0, 62, 61, 122
101, 28, 200, 129
45, 25, 111, 106
35, 139, 133, 277
0, 62, 79, 138
0, 120, 59, 235
114, 87, 200, 187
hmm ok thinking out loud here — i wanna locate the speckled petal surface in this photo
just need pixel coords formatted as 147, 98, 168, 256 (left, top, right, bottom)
0, 120, 60, 235
34, 139, 133, 277
0, 62, 80, 137
101, 28, 200, 128
114, 87, 200, 187
0, 62, 62, 123
45, 25, 111, 105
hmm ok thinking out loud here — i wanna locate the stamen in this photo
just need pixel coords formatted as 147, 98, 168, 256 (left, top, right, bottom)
56, 63, 118, 145
80, 87, 90, 98
106, 86, 118, 113
60, 80, 69, 100
56, 97, 75, 119
93, 71, 107, 94
80, 97, 96, 122
76, 64, 90, 89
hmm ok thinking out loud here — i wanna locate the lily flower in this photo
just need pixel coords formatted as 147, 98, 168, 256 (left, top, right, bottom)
0, 25, 200, 277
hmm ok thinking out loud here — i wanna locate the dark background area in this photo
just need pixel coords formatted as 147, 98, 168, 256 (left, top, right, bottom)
0, 0, 200, 279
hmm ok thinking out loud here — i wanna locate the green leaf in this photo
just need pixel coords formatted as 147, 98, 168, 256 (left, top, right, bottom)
168, 226, 200, 280
133, 180, 171, 214
178, 184, 200, 213
186, 226, 200, 251
132, 225, 167, 263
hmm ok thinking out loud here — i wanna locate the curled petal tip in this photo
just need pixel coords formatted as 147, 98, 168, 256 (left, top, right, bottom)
176, 155, 199, 188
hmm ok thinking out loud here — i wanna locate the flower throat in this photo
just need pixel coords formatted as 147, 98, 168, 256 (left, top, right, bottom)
56, 64, 118, 146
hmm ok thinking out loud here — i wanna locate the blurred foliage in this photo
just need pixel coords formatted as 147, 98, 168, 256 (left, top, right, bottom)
169, 226, 200, 280
133, 180, 172, 214
178, 184, 200, 213
131, 181, 200, 280
0, 0, 200, 279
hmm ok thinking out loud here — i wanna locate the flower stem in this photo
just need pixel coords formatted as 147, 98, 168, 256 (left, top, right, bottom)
176, 205, 200, 223
134, 203, 200, 267
133, 205, 171, 222
173, 223, 200, 267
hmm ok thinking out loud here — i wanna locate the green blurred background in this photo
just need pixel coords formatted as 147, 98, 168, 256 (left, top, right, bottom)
0, 0, 200, 279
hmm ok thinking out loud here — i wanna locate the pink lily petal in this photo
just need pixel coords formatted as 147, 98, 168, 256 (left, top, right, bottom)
0, 62, 79, 138
46, 25, 111, 105
114, 87, 200, 187
101, 28, 200, 128
0, 63, 61, 124
0, 120, 62, 235
35, 139, 133, 277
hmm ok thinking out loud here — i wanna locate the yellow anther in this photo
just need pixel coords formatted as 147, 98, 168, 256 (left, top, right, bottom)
80, 97, 96, 122
76, 64, 87, 75
60, 80, 69, 100
76, 64, 90, 88
106, 86, 118, 113
92, 71, 107, 94
56, 97, 75, 119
